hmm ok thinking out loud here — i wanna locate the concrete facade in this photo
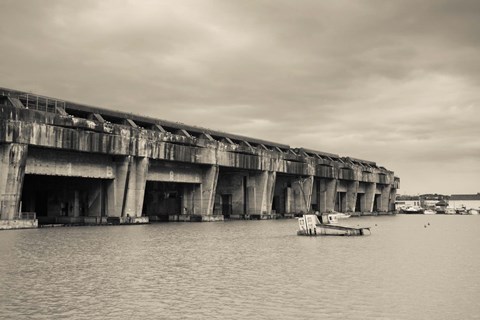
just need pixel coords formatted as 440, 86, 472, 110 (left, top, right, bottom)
0, 88, 400, 227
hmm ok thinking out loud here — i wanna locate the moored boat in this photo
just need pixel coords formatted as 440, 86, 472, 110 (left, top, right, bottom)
423, 209, 436, 215
402, 206, 424, 214
445, 207, 456, 215
467, 209, 479, 215
297, 214, 370, 236
330, 212, 351, 220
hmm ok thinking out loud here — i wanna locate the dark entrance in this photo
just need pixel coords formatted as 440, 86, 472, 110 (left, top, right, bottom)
356, 193, 363, 212
143, 181, 194, 221
21, 174, 107, 224
221, 194, 232, 218
373, 194, 381, 212
335, 192, 346, 212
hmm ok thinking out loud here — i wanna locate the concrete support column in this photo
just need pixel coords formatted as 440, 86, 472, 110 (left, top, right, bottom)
245, 171, 276, 216
124, 157, 149, 217
292, 176, 314, 214
0, 143, 28, 220
193, 165, 219, 217
285, 187, 293, 214
379, 185, 392, 212
389, 188, 397, 212
107, 156, 149, 218
318, 178, 337, 213
87, 182, 104, 217
265, 171, 276, 215
245, 172, 261, 215
107, 156, 129, 217
346, 181, 359, 212
132, 157, 149, 217
72, 190, 80, 218
364, 182, 376, 213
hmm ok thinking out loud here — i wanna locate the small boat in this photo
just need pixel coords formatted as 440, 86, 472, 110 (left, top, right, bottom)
435, 207, 446, 214
329, 212, 351, 220
423, 209, 436, 215
445, 207, 456, 215
402, 206, 424, 214
321, 212, 350, 224
467, 209, 479, 215
297, 214, 370, 236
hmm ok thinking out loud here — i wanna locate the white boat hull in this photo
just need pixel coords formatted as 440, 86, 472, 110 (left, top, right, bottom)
297, 214, 369, 236
297, 224, 369, 236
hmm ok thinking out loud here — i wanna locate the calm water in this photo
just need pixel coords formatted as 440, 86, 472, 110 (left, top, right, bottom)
1, 215, 479, 320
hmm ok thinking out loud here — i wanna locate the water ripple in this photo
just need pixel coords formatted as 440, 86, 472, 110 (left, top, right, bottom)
1, 216, 480, 319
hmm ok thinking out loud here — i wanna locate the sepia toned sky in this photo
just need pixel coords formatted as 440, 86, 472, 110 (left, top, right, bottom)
1, 0, 479, 195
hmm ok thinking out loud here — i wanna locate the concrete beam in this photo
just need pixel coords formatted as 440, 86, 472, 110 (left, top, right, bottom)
147, 161, 202, 183
55, 106, 68, 116
176, 129, 192, 138
152, 124, 167, 133
88, 113, 105, 123
199, 133, 214, 141
124, 119, 138, 128
25, 148, 115, 179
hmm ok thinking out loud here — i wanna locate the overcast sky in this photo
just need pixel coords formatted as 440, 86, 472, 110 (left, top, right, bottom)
1, 0, 479, 195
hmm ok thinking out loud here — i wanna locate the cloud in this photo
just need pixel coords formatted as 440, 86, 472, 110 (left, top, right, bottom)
0, 0, 479, 194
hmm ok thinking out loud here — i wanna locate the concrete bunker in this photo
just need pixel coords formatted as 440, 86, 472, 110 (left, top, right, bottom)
215, 168, 275, 219
18, 147, 116, 225
21, 175, 109, 225
144, 161, 219, 222
143, 181, 197, 221
215, 170, 246, 219
273, 174, 312, 217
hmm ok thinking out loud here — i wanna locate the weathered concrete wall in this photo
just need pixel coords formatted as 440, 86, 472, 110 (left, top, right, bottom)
318, 178, 336, 213
25, 147, 115, 179
148, 161, 202, 183
216, 172, 246, 217
291, 176, 314, 214
0, 219, 37, 230
0, 90, 400, 224
0, 143, 27, 220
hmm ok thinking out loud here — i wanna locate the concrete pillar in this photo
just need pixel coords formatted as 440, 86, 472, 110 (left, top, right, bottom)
245, 171, 276, 216
124, 157, 149, 217
193, 165, 219, 217
107, 156, 129, 218
87, 182, 104, 217
364, 182, 376, 213
346, 181, 359, 212
72, 190, 80, 218
292, 176, 314, 214
133, 157, 149, 216
265, 171, 276, 215
389, 187, 397, 212
318, 178, 336, 213
0, 143, 28, 220
379, 185, 392, 212
107, 156, 149, 218
245, 172, 260, 215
